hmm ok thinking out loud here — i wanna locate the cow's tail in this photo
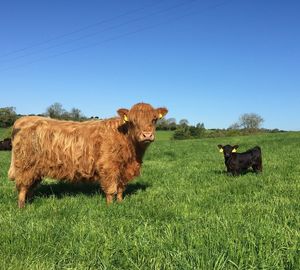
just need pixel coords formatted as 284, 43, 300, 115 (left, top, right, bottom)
8, 167, 15, 181
8, 150, 16, 181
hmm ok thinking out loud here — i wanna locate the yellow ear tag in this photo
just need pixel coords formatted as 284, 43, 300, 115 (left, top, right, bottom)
123, 115, 128, 123
158, 113, 163, 119
219, 148, 223, 153
232, 149, 237, 153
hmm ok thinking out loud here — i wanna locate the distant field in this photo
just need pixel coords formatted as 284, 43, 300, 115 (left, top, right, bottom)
156, 130, 174, 141
0, 131, 299, 269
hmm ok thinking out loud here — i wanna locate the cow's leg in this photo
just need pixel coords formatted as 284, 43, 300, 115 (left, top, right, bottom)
98, 161, 121, 205
100, 172, 118, 205
16, 171, 40, 208
105, 181, 118, 205
106, 194, 114, 205
117, 183, 125, 203
17, 184, 29, 209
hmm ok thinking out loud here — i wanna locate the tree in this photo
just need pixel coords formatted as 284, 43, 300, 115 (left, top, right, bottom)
46, 102, 66, 119
173, 126, 190, 140
228, 122, 241, 130
69, 108, 82, 121
45, 103, 86, 121
0, 107, 17, 127
156, 118, 168, 130
173, 122, 206, 140
239, 113, 264, 130
179, 119, 189, 127
166, 118, 177, 130
166, 118, 176, 124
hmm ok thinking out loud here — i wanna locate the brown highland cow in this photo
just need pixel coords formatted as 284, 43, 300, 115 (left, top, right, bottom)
8, 103, 168, 208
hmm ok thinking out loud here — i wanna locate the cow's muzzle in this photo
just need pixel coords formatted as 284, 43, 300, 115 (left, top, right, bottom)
139, 131, 155, 143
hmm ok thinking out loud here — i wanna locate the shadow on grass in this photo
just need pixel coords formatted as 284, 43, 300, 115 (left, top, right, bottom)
33, 181, 150, 200
213, 169, 262, 176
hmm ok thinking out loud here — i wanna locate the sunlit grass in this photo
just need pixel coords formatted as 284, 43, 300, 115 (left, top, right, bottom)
0, 132, 299, 269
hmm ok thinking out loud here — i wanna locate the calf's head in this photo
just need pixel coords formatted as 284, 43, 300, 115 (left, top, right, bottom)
118, 103, 168, 145
218, 144, 239, 158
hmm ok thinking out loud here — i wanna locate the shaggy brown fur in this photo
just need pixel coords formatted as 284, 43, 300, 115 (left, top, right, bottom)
8, 103, 168, 208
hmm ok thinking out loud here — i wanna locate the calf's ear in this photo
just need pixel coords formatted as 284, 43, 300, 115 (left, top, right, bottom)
232, 145, 239, 152
117, 108, 129, 122
156, 107, 168, 119
217, 145, 223, 152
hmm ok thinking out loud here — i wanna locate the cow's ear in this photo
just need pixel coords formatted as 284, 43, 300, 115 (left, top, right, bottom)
117, 108, 129, 122
218, 145, 223, 153
156, 107, 168, 119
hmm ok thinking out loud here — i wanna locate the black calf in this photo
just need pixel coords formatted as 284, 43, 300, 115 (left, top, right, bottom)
0, 138, 12, 151
217, 144, 262, 176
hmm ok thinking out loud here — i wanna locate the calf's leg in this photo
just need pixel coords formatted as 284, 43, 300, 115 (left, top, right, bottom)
232, 170, 240, 176
252, 163, 262, 173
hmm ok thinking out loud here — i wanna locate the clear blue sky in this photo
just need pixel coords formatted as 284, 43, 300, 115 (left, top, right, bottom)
0, 0, 299, 130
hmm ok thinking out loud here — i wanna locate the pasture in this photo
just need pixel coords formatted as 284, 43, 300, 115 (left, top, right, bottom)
0, 130, 299, 269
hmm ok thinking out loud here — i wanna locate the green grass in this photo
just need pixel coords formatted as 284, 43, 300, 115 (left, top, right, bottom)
156, 130, 174, 141
0, 132, 299, 269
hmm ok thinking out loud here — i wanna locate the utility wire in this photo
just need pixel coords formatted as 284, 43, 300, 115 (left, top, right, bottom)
0, 0, 233, 73
0, 0, 167, 58
0, 0, 198, 65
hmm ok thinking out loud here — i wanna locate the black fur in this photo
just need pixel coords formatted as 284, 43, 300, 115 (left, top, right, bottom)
218, 144, 262, 176
0, 138, 12, 151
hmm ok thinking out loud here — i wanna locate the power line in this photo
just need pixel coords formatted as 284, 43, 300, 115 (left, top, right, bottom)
0, 0, 233, 73
0, 0, 198, 65
0, 0, 166, 58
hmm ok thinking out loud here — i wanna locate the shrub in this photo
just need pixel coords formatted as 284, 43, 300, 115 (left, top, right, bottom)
173, 127, 191, 140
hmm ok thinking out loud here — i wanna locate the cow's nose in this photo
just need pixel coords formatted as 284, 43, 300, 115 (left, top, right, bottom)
141, 131, 154, 141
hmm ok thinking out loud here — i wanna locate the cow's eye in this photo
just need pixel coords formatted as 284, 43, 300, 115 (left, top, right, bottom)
152, 118, 158, 124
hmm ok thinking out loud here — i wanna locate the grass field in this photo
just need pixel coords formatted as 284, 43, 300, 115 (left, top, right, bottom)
155, 130, 174, 141
0, 131, 299, 269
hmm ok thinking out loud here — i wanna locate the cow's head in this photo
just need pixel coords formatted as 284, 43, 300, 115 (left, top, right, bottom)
218, 144, 239, 158
118, 103, 168, 145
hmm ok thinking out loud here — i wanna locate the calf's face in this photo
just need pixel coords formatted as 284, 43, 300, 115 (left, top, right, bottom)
218, 144, 239, 158
118, 103, 168, 144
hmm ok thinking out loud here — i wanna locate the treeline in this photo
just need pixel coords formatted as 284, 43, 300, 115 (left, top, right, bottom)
0, 107, 17, 128
0, 103, 94, 128
160, 113, 286, 140
156, 118, 206, 139
0, 104, 285, 140
202, 127, 286, 139
44, 102, 90, 121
